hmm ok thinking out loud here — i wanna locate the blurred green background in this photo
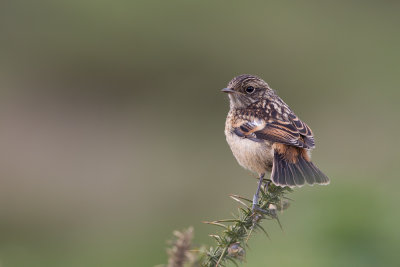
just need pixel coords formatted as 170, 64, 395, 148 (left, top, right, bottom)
1, 1, 399, 266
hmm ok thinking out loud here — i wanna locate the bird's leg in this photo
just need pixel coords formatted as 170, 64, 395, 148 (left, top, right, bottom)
252, 173, 265, 211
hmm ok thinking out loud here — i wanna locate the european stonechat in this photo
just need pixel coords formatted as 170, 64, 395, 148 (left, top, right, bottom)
222, 74, 329, 210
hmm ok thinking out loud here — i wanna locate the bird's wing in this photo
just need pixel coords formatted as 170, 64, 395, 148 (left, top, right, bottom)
233, 101, 315, 149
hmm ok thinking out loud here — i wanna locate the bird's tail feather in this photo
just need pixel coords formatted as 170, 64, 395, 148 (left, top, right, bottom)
271, 150, 329, 187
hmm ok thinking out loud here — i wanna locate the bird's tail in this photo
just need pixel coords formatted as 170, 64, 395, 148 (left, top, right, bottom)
271, 144, 329, 187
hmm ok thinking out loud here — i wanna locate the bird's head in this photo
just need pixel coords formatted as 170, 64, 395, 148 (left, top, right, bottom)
222, 74, 274, 108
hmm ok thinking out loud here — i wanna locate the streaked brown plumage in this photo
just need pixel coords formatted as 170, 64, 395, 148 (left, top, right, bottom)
222, 74, 329, 190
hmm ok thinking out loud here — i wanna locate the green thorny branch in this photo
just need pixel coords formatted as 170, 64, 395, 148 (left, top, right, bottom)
162, 180, 292, 267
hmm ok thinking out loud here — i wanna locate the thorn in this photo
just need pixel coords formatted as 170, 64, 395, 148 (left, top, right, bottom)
229, 194, 252, 203
216, 247, 227, 267
202, 221, 228, 228
229, 195, 248, 207
276, 217, 284, 232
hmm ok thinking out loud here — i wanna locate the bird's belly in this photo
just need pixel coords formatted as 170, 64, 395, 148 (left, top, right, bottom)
225, 131, 274, 174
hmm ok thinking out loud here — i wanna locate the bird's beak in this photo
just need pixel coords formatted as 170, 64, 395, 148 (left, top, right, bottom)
221, 88, 235, 93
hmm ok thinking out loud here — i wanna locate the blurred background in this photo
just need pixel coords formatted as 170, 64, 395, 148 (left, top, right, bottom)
0, 1, 399, 266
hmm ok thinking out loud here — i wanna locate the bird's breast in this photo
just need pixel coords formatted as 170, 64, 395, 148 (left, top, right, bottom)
225, 119, 274, 174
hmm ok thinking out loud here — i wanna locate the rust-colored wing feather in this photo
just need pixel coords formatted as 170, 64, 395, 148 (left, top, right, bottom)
233, 99, 315, 149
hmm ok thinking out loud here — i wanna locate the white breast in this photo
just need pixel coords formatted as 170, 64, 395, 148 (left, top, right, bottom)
224, 124, 274, 175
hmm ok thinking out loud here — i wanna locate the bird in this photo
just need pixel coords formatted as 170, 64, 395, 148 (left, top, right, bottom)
222, 74, 329, 210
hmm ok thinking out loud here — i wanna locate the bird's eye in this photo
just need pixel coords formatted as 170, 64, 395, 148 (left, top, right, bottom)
245, 86, 255, 94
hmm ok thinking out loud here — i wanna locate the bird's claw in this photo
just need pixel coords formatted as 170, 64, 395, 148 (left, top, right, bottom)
253, 206, 269, 214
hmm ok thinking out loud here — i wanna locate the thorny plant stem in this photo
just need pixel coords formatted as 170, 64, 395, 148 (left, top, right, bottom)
164, 180, 292, 267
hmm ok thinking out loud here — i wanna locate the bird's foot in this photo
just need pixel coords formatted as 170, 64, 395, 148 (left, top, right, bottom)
253, 206, 269, 215
263, 180, 271, 194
